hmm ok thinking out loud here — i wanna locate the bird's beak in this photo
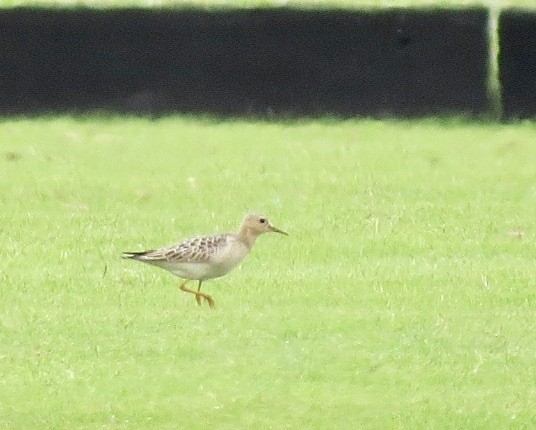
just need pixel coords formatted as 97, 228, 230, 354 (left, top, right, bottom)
269, 224, 288, 236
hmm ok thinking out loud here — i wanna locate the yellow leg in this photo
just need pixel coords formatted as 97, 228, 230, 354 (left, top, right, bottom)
179, 281, 215, 308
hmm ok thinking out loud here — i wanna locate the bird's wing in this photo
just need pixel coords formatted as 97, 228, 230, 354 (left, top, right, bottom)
128, 234, 229, 264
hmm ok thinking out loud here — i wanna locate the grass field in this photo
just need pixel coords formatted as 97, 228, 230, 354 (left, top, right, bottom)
1, 116, 535, 428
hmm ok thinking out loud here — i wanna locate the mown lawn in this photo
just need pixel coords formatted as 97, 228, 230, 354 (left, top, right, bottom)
0, 116, 535, 429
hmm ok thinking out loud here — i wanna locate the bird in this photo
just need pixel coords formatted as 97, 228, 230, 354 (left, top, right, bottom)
122, 212, 287, 308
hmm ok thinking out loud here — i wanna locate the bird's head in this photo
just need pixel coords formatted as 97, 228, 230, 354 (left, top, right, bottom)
242, 212, 288, 236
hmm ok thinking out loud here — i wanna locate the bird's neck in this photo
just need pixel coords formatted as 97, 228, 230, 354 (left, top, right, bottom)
237, 226, 259, 250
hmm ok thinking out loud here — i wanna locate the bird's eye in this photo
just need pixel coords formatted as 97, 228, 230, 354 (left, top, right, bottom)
259, 218, 266, 224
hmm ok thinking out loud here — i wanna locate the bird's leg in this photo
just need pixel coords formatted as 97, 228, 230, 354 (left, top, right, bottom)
197, 280, 216, 308
179, 281, 216, 308
196, 280, 203, 306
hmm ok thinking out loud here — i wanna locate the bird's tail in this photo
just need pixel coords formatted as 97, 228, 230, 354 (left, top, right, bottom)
122, 250, 155, 260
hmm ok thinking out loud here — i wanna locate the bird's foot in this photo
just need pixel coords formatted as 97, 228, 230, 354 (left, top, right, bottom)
194, 291, 215, 308
180, 282, 216, 309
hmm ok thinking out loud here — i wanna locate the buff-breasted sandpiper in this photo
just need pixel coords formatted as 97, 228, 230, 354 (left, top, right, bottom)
123, 212, 287, 308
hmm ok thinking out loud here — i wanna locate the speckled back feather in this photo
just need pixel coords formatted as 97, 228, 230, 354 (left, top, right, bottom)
123, 234, 229, 264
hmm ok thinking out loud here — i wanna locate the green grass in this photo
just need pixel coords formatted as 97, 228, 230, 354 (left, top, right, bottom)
1, 116, 535, 429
